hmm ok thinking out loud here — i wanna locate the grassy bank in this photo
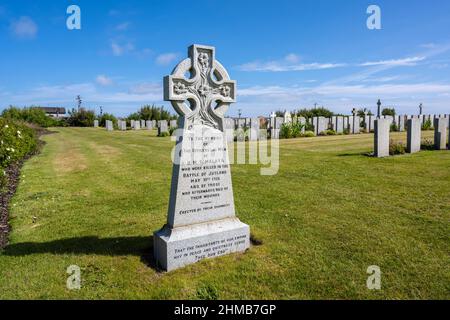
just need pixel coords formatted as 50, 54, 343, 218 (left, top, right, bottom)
0, 128, 448, 299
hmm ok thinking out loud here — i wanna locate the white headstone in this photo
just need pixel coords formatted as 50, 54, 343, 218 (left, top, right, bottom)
407, 118, 421, 153
374, 118, 390, 157
249, 118, 259, 141
434, 117, 448, 150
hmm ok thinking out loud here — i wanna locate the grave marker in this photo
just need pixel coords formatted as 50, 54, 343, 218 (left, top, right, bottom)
374, 118, 390, 157
434, 117, 448, 150
407, 118, 421, 153
154, 44, 250, 271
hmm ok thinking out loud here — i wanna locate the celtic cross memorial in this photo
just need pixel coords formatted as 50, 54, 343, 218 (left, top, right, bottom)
153, 44, 250, 271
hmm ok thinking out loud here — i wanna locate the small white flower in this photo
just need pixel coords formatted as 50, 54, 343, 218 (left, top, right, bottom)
4, 125, 9, 128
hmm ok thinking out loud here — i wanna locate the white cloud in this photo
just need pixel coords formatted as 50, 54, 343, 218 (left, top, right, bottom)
238, 61, 345, 72
284, 53, 300, 63
4, 82, 163, 107
235, 82, 450, 116
359, 56, 426, 67
156, 53, 178, 66
115, 22, 130, 31
129, 82, 162, 95
96, 75, 113, 86
111, 41, 134, 56
10, 16, 38, 39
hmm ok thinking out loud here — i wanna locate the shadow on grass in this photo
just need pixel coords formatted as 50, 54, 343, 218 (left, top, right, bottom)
2, 235, 163, 272
337, 152, 372, 157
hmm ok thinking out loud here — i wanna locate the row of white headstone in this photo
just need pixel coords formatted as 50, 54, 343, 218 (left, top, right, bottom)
222, 114, 447, 141
94, 119, 177, 134
374, 115, 450, 157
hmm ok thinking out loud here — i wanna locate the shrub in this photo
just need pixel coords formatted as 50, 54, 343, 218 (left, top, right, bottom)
66, 108, 96, 127
296, 107, 334, 118
422, 119, 432, 131
128, 105, 177, 121
304, 121, 314, 132
389, 140, 406, 155
280, 123, 292, 139
99, 113, 117, 128
158, 131, 170, 137
390, 123, 398, 132
421, 139, 434, 150
1, 106, 63, 127
325, 129, 336, 136
302, 131, 315, 138
343, 128, 350, 135
234, 128, 248, 141
280, 122, 304, 139
382, 108, 396, 117
0, 118, 38, 188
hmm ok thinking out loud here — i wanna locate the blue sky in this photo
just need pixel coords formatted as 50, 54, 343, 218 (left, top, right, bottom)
1, 0, 450, 117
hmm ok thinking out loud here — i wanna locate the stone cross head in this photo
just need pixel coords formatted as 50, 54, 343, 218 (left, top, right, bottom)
164, 44, 236, 130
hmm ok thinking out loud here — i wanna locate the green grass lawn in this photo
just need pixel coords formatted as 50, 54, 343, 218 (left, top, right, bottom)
0, 127, 449, 299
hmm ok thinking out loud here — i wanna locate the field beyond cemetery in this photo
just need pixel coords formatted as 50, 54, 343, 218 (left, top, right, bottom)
0, 127, 448, 299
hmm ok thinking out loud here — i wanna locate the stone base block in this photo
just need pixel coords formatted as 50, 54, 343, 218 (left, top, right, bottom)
154, 218, 250, 272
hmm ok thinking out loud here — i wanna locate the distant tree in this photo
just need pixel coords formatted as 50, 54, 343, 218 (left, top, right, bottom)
275, 110, 285, 117
76, 95, 82, 111
128, 105, 177, 121
66, 107, 96, 127
382, 108, 396, 116
295, 107, 334, 119
357, 108, 374, 117
98, 113, 117, 127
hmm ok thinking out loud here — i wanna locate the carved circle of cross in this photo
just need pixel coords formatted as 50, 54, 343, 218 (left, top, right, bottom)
164, 45, 236, 130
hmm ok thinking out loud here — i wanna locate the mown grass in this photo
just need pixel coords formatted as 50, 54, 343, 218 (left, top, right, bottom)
0, 128, 449, 299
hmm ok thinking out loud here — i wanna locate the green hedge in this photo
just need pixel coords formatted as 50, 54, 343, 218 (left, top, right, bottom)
1, 106, 64, 128
0, 118, 38, 188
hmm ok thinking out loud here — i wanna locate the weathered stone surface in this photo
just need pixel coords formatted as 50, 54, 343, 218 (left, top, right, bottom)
352, 116, 360, 134
158, 120, 169, 135
364, 116, 370, 133
155, 44, 250, 271
106, 120, 114, 131
284, 111, 292, 124
448, 116, 450, 150
146, 120, 152, 130
407, 118, 421, 153
336, 116, 344, 134
331, 116, 337, 131
141, 120, 146, 128
434, 117, 448, 150
398, 115, 405, 132
248, 118, 259, 141
130, 120, 135, 128
314, 117, 327, 135
224, 118, 235, 142
270, 117, 283, 139
119, 120, 126, 131
369, 116, 376, 132
374, 118, 390, 157
170, 120, 178, 128
348, 116, 354, 134
94, 120, 99, 128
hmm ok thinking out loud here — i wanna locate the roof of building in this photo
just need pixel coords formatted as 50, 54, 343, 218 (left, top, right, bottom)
36, 107, 66, 114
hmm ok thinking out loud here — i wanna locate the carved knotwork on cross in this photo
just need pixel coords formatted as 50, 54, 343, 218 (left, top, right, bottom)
164, 45, 236, 130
